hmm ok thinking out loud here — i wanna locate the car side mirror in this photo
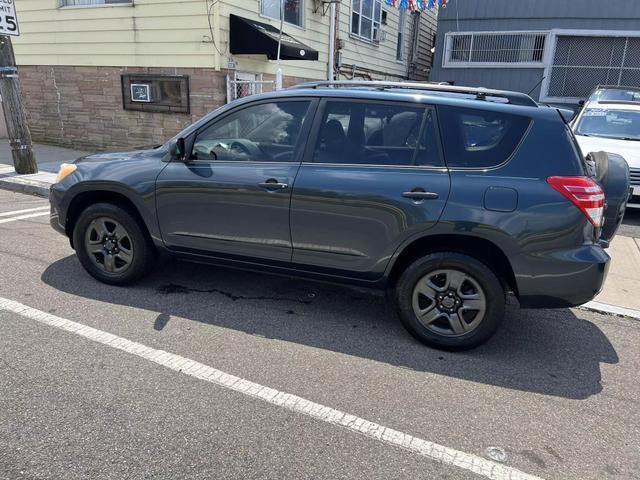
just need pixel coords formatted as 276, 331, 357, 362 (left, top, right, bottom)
169, 137, 186, 161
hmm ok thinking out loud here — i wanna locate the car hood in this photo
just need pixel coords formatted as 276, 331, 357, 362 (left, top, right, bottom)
574, 135, 640, 168
74, 146, 164, 164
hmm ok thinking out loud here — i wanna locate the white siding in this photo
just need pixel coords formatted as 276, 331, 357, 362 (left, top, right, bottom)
14, 0, 416, 80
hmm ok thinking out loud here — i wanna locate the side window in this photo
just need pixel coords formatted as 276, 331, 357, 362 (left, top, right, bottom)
313, 101, 441, 166
438, 106, 531, 168
192, 101, 311, 162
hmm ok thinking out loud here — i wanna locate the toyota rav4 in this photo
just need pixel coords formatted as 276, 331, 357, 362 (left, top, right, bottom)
49, 81, 630, 350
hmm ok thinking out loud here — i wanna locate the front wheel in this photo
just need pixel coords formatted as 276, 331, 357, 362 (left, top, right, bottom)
73, 202, 155, 285
395, 252, 505, 350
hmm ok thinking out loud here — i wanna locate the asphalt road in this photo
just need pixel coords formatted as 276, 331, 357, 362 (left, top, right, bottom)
1, 189, 640, 480
618, 207, 640, 238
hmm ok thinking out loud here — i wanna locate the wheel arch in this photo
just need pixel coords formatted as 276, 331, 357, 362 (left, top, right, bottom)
64, 189, 154, 249
386, 234, 518, 297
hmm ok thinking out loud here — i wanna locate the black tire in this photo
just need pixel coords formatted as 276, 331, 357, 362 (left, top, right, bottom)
73, 202, 155, 285
395, 252, 505, 350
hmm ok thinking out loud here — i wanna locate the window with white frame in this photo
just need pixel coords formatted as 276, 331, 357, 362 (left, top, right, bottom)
60, 0, 129, 6
261, 0, 303, 27
444, 32, 548, 67
396, 9, 406, 61
351, 0, 382, 43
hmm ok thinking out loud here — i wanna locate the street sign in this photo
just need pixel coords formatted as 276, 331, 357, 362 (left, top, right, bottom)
0, 0, 19, 37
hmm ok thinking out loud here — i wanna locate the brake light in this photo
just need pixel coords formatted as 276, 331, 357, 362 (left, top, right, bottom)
547, 176, 605, 228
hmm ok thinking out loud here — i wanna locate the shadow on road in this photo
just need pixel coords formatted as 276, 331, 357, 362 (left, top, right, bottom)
42, 255, 618, 400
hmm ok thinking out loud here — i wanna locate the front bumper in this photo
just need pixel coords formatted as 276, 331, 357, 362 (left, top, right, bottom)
516, 244, 610, 308
627, 185, 640, 208
49, 184, 68, 236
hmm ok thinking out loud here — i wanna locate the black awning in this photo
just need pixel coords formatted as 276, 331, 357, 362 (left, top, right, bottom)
229, 14, 319, 61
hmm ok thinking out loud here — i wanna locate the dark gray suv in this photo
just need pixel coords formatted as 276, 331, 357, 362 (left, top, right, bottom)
49, 81, 630, 350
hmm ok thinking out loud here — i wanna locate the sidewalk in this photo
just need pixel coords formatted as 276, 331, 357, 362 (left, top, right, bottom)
0, 140, 639, 319
585, 235, 640, 318
0, 141, 88, 196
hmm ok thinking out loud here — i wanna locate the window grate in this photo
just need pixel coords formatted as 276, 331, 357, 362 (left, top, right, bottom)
445, 32, 547, 67
226, 73, 275, 103
547, 36, 640, 100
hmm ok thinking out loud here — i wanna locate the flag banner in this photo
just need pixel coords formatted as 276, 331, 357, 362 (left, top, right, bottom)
385, 0, 446, 10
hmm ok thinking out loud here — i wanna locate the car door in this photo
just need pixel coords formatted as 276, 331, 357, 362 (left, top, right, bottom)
156, 98, 315, 262
290, 99, 450, 279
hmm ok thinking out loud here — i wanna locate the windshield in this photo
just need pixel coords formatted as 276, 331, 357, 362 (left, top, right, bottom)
575, 108, 640, 141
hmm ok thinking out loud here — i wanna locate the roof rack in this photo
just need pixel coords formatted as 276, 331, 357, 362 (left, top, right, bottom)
288, 80, 538, 107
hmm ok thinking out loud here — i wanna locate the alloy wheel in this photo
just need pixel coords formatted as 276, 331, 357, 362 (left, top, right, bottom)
84, 216, 134, 274
411, 269, 487, 337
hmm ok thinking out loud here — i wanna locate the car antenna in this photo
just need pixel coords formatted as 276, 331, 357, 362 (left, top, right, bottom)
527, 76, 546, 96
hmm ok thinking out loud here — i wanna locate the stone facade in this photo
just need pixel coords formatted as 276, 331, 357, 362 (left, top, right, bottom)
18, 65, 310, 151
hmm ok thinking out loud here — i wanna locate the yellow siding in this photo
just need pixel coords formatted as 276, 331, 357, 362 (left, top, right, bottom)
337, 4, 408, 80
14, 0, 419, 80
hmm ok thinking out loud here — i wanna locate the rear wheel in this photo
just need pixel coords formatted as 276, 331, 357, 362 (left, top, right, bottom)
395, 252, 505, 350
73, 203, 155, 285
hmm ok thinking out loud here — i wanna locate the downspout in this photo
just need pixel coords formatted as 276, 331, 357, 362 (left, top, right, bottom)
213, 0, 221, 70
275, 0, 284, 89
328, 2, 336, 80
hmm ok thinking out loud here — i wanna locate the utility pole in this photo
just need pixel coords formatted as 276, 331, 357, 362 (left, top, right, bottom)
0, 35, 37, 174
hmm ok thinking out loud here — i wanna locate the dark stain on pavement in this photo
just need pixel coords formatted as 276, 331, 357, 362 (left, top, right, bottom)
520, 450, 547, 468
153, 313, 171, 331
544, 446, 563, 462
156, 283, 314, 305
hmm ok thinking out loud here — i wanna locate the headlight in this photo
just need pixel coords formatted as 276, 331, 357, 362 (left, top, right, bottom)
55, 163, 77, 183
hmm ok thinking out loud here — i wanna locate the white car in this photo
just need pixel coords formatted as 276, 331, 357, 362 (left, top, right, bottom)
572, 90, 640, 208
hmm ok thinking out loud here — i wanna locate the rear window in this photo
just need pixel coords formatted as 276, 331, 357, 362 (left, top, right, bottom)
438, 106, 531, 168
589, 88, 640, 103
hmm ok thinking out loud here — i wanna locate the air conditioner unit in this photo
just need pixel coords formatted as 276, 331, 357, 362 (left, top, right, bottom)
374, 30, 386, 42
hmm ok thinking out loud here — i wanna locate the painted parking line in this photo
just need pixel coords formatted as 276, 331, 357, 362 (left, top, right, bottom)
0, 206, 49, 217
0, 211, 49, 224
0, 297, 543, 480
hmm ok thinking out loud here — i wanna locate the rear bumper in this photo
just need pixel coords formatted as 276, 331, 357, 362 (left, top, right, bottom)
516, 244, 610, 308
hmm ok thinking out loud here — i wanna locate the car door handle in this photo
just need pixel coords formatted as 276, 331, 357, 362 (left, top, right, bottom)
402, 190, 439, 200
258, 179, 289, 190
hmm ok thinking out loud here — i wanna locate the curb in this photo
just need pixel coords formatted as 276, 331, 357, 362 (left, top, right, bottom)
578, 301, 640, 321
0, 175, 51, 198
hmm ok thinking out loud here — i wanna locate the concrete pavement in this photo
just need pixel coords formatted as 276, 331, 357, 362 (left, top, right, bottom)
590, 235, 640, 314
0, 142, 88, 196
0, 141, 88, 173
1, 189, 640, 480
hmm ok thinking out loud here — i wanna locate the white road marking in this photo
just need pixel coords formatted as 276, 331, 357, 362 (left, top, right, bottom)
0, 297, 543, 480
0, 211, 49, 224
0, 206, 49, 217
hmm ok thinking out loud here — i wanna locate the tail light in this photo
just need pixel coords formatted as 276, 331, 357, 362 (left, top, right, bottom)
547, 176, 605, 228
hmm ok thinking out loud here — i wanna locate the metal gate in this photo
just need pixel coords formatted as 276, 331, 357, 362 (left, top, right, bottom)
543, 33, 640, 102
226, 72, 275, 103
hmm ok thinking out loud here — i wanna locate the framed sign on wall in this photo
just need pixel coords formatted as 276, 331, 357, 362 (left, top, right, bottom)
121, 74, 190, 113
